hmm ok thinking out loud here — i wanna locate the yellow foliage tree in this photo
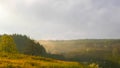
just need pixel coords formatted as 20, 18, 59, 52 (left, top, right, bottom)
0, 34, 18, 53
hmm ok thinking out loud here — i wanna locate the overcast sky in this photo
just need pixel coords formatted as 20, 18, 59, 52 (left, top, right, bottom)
0, 0, 120, 40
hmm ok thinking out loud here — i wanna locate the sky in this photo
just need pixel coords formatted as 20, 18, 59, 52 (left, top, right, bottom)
0, 0, 120, 40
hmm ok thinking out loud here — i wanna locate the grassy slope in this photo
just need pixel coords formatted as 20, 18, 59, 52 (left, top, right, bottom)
0, 52, 84, 68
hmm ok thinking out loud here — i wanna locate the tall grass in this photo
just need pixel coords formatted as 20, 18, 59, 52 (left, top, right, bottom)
0, 52, 85, 68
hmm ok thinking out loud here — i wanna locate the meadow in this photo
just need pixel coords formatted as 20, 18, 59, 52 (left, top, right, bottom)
0, 52, 85, 68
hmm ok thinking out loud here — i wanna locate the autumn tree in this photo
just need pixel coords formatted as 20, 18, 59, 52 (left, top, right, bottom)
0, 34, 18, 53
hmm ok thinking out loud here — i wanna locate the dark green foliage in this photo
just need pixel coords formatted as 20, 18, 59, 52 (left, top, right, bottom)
0, 34, 18, 53
11, 34, 47, 56
0, 34, 47, 56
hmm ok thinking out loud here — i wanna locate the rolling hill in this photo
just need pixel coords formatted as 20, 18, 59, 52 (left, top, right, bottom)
39, 39, 120, 68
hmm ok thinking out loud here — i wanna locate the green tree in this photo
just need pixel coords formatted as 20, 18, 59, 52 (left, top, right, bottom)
0, 34, 18, 53
11, 34, 47, 56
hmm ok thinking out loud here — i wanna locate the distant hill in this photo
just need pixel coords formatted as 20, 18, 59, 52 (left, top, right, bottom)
39, 39, 120, 68
39, 39, 120, 55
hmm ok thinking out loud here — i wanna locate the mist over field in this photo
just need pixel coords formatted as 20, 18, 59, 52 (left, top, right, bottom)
39, 39, 120, 68
39, 39, 120, 54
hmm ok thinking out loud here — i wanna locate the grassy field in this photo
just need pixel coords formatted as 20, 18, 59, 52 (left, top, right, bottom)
0, 52, 85, 68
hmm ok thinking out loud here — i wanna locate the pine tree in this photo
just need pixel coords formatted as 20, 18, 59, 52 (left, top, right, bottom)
0, 34, 18, 53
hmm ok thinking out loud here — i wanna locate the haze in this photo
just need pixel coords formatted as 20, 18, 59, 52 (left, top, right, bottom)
0, 0, 120, 40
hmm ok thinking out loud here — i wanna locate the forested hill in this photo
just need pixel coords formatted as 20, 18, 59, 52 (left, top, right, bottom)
0, 34, 47, 56
39, 39, 120, 54
0, 34, 91, 68
39, 39, 120, 68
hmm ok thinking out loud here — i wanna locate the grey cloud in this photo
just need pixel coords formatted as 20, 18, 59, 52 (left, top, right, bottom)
0, 0, 120, 40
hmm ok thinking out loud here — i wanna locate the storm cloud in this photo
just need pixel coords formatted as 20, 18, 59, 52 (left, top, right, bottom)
0, 0, 120, 40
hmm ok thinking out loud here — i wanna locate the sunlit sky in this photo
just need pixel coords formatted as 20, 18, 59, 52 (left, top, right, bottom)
0, 0, 120, 40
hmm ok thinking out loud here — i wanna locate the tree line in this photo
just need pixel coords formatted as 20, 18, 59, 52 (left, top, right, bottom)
0, 34, 47, 56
